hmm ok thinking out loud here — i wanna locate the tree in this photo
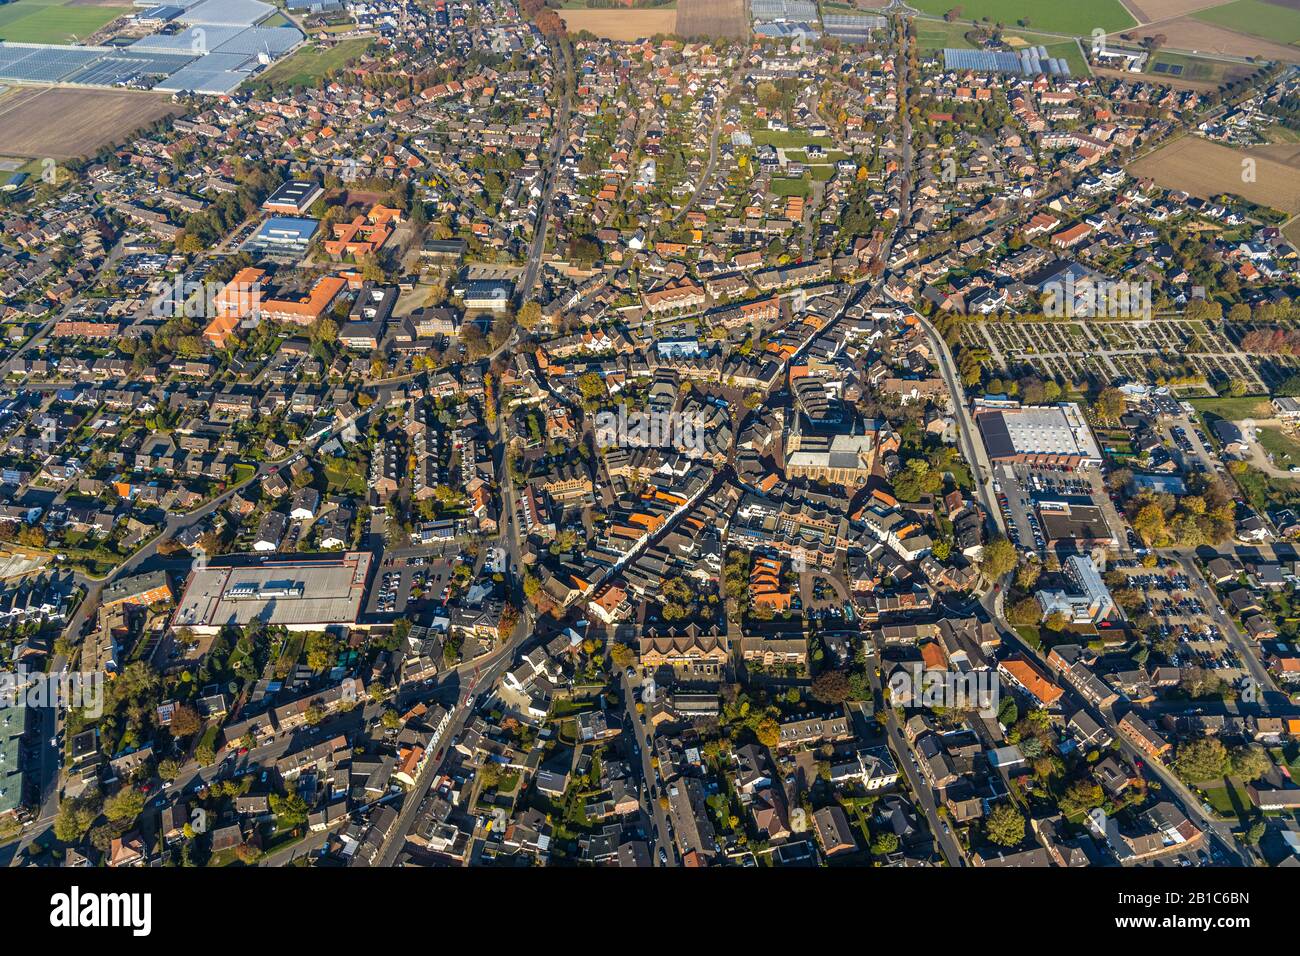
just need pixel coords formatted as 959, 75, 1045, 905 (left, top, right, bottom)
1044, 610, 1069, 632
1058, 779, 1104, 817
1174, 737, 1229, 783
980, 535, 1017, 580
518, 300, 542, 329
811, 670, 850, 705
1092, 387, 1127, 426
1007, 597, 1041, 627
169, 704, 202, 738
305, 631, 338, 671
754, 716, 780, 749
1015, 559, 1042, 591
1230, 744, 1270, 782
871, 832, 900, 855
269, 786, 309, 829
54, 794, 100, 843
104, 788, 145, 824
986, 802, 1025, 847
610, 644, 636, 671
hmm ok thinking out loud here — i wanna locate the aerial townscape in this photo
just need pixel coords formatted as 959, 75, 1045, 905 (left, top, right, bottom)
0, 0, 1299, 889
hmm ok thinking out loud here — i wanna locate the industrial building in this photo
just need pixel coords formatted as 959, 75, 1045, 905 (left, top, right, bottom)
262, 180, 324, 216
974, 401, 1102, 470
172, 552, 374, 634
244, 216, 320, 258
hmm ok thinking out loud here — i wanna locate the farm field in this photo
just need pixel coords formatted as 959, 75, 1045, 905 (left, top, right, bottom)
0, 85, 180, 159
1193, 0, 1300, 44
1125, 15, 1300, 61
252, 38, 370, 88
1142, 49, 1255, 89
557, 7, 677, 39
907, 0, 1136, 35
0, 0, 130, 43
1117, 0, 1233, 20
1129, 136, 1300, 215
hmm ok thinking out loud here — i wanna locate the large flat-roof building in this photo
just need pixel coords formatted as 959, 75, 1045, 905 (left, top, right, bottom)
262, 180, 324, 216
173, 552, 373, 634
244, 216, 319, 258
974, 401, 1102, 470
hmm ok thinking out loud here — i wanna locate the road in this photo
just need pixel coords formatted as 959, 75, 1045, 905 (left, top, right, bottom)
11, 399, 385, 861
373, 639, 522, 866
916, 312, 1005, 538
668, 77, 738, 229
867, 641, 965, 866
619, 669, 677, 867
517, 40, 573, 303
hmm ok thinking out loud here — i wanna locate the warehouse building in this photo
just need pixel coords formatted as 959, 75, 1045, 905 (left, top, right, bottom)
172, 552, 373, 634
974, 401, 1102, 470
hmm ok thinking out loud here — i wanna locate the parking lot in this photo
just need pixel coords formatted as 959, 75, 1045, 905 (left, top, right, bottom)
994, 464, 1125, 556
1111, 565, 1246, 676
1166, 416, 1224, 479
366, 550, 460, 618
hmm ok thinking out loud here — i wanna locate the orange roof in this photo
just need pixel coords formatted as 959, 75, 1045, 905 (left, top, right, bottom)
920, 641, 947, 670
999, 656, 1063, 706
262, 275, 347, 322
215, 267, 267, 318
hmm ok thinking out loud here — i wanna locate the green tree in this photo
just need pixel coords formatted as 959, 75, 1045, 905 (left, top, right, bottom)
986, 802, 1025, 847
980, 535, 1017, 580
1174, 737, 1229, 783
811, 669, 851, 705
269, 786, 310, 829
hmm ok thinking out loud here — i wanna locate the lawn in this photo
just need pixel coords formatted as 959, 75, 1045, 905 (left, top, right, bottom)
770, 175, 811, 198
749, 128, 832, 149
1194, 0, 1300, 45
0, 0, 131, 43
252, 38, 372, 89
1257, 426, 1300, 470
1199, 777, 1253, 822
1266, 124, 1300, 145
908, 0, 1135, 36
1185, 395, 1274, 421
1041, 39, 1088, 76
